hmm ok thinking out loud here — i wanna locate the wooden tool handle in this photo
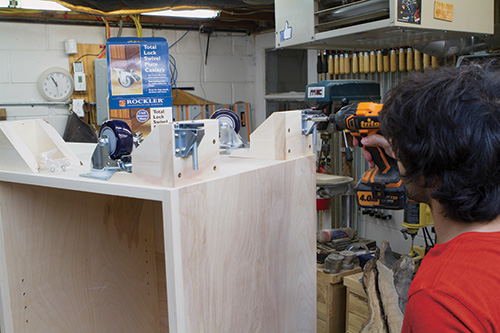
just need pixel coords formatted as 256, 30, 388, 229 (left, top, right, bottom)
423, 53, 431, 69
406, 48, 413, 71
432, 56, 438, 69
328, 54, 334, 75
363, 52, 369, 74
344, 53, 350, 74
383, 50, 390, 73
370, 51, 376, 73
359, 52, 364, 73
339, 54, 345, 74
399, 48, 406, 72
390, 49, 397, 73
414, 49, 422, 71
334, 53, 340, 75
377, 50, 383, 73
352, 53, 359, 74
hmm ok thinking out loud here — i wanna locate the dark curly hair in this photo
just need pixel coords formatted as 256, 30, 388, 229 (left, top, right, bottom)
380, 61, 500, 223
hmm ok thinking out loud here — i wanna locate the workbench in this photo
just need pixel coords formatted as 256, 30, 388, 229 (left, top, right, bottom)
0, 113, 317, 332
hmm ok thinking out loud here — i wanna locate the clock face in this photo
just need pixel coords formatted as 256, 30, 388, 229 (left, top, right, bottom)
38, 68, 74, 102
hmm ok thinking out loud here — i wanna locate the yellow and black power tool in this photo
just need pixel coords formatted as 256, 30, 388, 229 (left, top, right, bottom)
334, 102, 406, 209
310, 102, 407, 210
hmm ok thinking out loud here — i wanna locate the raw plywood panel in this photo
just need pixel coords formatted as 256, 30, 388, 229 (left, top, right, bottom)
124, 120, 220, 188
231, 110, 313, 161
0, 183, 165, 332
174, 156, 316, 332
0, 120, 81, 174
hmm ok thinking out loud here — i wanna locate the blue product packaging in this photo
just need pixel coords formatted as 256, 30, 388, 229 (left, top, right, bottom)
106, 37, 173, 136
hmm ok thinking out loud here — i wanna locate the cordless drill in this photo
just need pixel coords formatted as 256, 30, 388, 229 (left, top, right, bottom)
325, 102, 407, 210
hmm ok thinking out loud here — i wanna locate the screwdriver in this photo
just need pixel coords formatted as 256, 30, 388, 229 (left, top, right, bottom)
377, 50, 383, 73
317, 50, 323, 80
352, 52, 359, 74
344, 52, 350, 74
399, 47, 406, 72
334, 52, 340, 76
322, 50, 328, 78
369, 50, 376, 73
414, 49, 422, 71
328, 52, 334, 78
383, 49, 390, 73
406, 47, 413, 71
390, 49, 397, 73
339, 53, 345, 75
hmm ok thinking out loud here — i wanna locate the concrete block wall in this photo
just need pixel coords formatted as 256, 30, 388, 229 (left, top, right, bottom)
0, 21, 256, 136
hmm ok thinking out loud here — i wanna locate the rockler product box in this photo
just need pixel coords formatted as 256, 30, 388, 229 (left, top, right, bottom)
107, 37, 173, 137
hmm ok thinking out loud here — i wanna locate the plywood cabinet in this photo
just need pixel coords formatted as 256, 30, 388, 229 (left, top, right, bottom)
0, 112, 317, 332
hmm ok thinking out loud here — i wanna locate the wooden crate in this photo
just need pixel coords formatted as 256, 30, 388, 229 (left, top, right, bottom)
317, 265, 362, 333
344, 272, 369, 333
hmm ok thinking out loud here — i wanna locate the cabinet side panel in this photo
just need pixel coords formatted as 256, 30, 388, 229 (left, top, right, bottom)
0, 183, 163, 332
178, 156, 317, 332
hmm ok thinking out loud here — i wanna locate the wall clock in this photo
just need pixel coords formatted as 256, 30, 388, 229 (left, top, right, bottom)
37, 67, 74, 102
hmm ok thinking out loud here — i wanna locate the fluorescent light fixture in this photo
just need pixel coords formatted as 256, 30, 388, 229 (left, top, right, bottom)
143, 9, 219, 19
3, 0, 69, 10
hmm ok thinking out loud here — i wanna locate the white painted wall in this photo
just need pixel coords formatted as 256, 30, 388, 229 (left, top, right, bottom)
0, 21, 256, 136
0, 20, 422, 255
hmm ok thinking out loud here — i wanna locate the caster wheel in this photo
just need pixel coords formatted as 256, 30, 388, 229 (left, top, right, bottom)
210, 109, 240, 134
99, 120, 134, 159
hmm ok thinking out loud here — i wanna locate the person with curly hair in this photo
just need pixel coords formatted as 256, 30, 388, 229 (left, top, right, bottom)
360, 62, 500, 332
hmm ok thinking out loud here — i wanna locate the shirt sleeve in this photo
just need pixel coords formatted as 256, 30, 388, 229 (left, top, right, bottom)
402, 289, 485, 333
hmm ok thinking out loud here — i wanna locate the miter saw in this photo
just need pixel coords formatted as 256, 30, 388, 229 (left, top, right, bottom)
210, 109, 248, 152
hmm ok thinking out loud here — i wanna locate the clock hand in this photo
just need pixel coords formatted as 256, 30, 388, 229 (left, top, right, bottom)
50, 76, 58, 87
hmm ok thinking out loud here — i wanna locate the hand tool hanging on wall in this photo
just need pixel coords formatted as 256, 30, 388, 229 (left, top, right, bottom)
369, 50, 376, 73
406, 47, 413, 71
363, 51, 370, 74
352, 52, 359, 74
431, 56, 439, 69
414, 49, 422, 71
328, 52, 334, 78
423, 53, 431, 69
383, 49, 390, 73
322, 50, 329, 78
377, 50, 383, 73
358, 52, 364, 73
334, 52, 340, 76
317, 50, 323, 81
344, 52, 350, 74
390, 49, 397, 73
339, 53, 345, 75
399, 47, 406, 72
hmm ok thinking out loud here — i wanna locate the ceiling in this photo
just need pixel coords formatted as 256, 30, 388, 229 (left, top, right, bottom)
0, 0, 275, 34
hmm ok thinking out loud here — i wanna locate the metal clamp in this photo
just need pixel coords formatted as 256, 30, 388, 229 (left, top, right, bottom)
174, 122, 205, 170
301, 109, 328, 145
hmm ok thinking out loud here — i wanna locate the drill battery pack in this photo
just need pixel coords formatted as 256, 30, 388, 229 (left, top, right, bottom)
354, 167, 407, 210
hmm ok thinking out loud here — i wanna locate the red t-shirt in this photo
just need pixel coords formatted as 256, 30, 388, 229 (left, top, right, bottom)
402, 231, 500, 333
